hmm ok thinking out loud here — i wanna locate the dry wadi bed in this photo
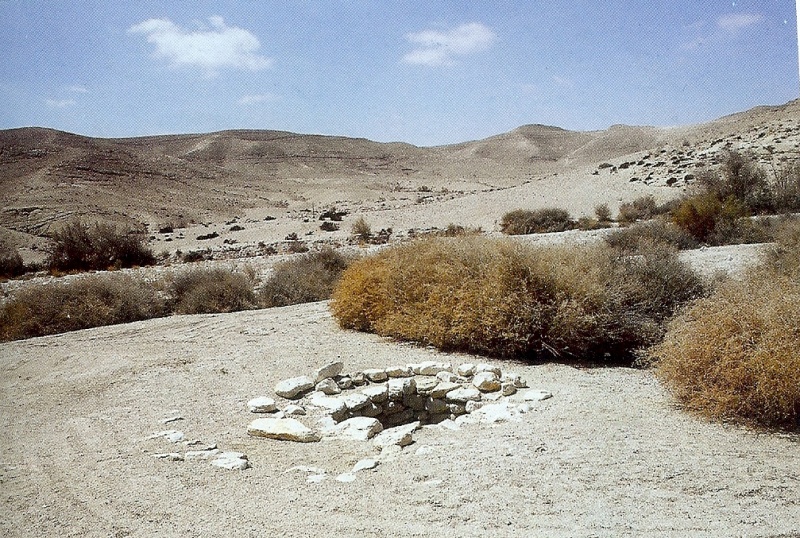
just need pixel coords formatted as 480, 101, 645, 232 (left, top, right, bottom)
1, 301, 798, 537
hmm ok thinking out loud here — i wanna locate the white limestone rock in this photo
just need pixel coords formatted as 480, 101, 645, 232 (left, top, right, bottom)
352, 458, 379, 472
362, 384, 389, 403
457, 363, 476, 377
336, 473, 356, 483
247, 396, 278, 413
523, 389, 553, 401
314, 361, 344, 383
351, 372, 366, 386
445, 387, 482, 403
372, 421, 420, 449
471, 401, 523, 424
283, 404, 306, 416
410, 361, 452, 376
335, 376, 353, 390
501, 382, 518, 396
342, 392, 370, 411
315, 378, 341, 395
308, 392, 347, 420
435, 371, 467, 383
473, 371, 501, 392
475, 363, 502, 376
247, 418, 321, 443
385, 365, 413, 377
502, 372, 528, 388
211, 452, 250, 470
275, 376, 315, 399
430, 381, 461, 399
363, 368, 388, 382
324, 417, 383, 441
388, 378, 416, 401
414, 377, 440, 396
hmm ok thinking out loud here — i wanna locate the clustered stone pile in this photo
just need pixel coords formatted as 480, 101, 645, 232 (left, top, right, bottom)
246, 360, 553, 446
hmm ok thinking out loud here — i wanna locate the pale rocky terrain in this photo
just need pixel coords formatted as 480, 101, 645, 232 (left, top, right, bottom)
2, 100, 800, 536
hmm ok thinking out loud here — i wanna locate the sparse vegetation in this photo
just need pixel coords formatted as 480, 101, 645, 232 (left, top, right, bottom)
594, 203, 612, 223
351, 217, 372, 242
0, 275, 167, 341
47, 221, 155, 272
500, 208, 574, 235
617, 195, 657, 224
259, 247, 354, 308
169, 268, 257, 315
331, 236, 703, 363
605, 219, 698, 253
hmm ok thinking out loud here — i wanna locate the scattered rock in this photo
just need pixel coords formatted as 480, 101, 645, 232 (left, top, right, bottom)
522, 390, 553, 401
388, 378, 416, 401
313, 361, 344, 383
501, 382, 517, 396
352, 458, 379, 472
211, 452, 250, 470
363, 368, 388, 382
335, 376, 353, 390
362, 384, 389, 403
148, 430, 186, 443
247, 396, 278, 413
445, 387, 482, 403
473, 371, 501, 392
275, 376, 315, 399
247, 418, 321, 443
475, 363, 502, 377
457, 363, 476, 377
315, 378, 341, 395
385, 365, 413, 377
283, 404, 306, 416
336, 473, 356, 483
184, 449, 221, 461
430, 381, 460, 398
342, 392, 370, 411
324, 417, 383, 441
372, 421, 420, 449
414, 377, 439, 396
410, 361, 452, 376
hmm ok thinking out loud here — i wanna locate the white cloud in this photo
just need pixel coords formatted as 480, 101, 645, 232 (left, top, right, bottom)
402, 22, 496, 66
46, 99, 76, 108
717, 12, 764, 33
128, 16, 272, 74
238, 93, 280, 105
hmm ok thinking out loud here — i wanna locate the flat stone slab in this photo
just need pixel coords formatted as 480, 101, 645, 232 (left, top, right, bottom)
275, 376, 315, 399
247, 396, 277, 413
324, 417, 383, 441
372, 421, 420, 449
247, 417, 321, 442
313, 361, 344, 383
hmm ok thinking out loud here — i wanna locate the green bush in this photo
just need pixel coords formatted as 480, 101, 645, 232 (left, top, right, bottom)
331, 237, 702, 363
500, 208, 574, 235
169, 268, 257, 315
259, 248, 353, 308
0, 275, 166, 341
48, 220, 155, 272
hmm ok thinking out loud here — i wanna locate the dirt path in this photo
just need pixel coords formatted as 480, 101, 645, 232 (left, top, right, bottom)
1, 301, 798, 537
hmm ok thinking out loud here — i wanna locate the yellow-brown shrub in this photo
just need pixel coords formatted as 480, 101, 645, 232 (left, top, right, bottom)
647, 270, 800, 430
331, 236, 702, 362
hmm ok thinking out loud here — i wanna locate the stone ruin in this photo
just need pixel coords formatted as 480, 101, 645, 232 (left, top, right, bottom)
146, 360, 552, 477
246, 360, 553, 447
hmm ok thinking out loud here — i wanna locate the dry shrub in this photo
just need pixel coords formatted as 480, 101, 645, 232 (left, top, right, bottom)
765, 217, 800, 278
259, 248, 353, 308
500, 208, 574, 235
0, 275, 166, 341
48, 221, 155, 272
594, 203, 612, 223
605, 219, 698, 253
617, 195, 657, 224
331, 237, 702, 362
351, 217, 372, 241
169, 268, 257, 315
647, 271, 800, 430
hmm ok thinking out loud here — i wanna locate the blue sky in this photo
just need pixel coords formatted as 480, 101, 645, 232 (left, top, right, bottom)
0, 1, 797, 146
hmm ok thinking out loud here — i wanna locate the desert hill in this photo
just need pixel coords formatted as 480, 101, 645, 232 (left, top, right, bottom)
2, 99, 799, 257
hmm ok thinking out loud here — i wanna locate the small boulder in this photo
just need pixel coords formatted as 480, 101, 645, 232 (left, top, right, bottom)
457, 363, 476, 377
315, 378, 341, 395
475, 363, 502, 377
445, 387, 482, 403
430, 381, 461, 398
473, 371, 501, 392
184, 449, 220, 461
414, 377, 439, 396
385, 365, 413, 377
410, 361, 452, 376
363, 369, 388, 382
501, 382, 517, 396
247, 418, 321, 443
362, 384, 389, 403
247, 397, 278, 413
314, 361, 344, 383
335, 376, 353, 390
211, 452, 250, 470
283, 404, 306, 416
325, 417, 383, 441
372, 421, 420, 449
275, 376, 314, 399
388, 378, 416, 401
352, 458, 379, 472
342, 392, 370, 411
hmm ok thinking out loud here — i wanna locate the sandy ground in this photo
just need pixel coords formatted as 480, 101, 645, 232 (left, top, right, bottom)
1, 300, 798, 538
